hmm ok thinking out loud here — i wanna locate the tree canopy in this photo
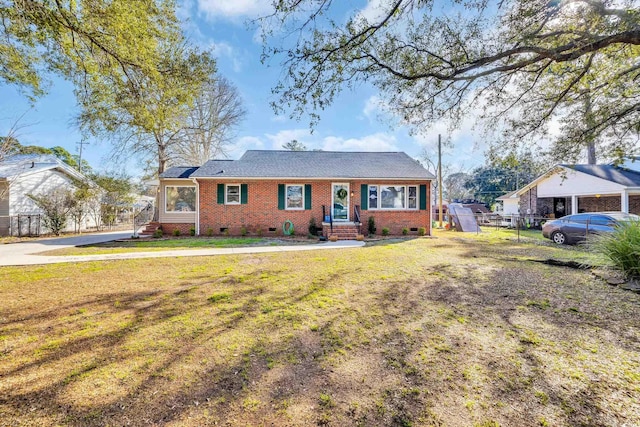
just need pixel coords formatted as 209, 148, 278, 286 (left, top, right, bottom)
282, 140, 307, 151
1, 0, 180, 99
465, 150, 545, 206
76, 44, 216, 175
1, 1, 218, 175
260, 0, 640, 161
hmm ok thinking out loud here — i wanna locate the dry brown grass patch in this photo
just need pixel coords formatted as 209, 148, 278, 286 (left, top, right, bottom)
0, 236, 638, 426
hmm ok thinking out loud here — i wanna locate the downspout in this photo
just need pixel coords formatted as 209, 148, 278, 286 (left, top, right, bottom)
191, 178, 200, 235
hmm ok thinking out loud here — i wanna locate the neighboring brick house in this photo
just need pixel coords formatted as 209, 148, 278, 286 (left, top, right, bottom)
157, 150, 434, 239
497, 162, 640, 219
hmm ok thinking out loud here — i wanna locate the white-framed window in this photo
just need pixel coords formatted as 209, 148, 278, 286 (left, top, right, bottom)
165, 186, 196, 212
368, 185, 418, 210
368, 185, 378, 209
226, 184, 240, 204
408, 186, 418, 209
381, 185, 405, 209
286, 184, 304, 210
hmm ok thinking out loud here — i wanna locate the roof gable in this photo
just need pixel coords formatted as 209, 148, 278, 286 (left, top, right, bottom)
0, 154, 88, 183
514, 163, 640, 198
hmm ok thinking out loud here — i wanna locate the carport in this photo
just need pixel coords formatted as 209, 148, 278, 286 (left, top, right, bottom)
511, 164, 640, 217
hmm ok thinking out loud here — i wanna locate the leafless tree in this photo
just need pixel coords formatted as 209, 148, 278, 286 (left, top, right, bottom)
1, 112, 34, 203
170, 76, 246, 165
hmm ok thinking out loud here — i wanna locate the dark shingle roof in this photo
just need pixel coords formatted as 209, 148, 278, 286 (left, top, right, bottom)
563, 164, 640, 187
159, 166, 201, 179
190, 151, 434, 179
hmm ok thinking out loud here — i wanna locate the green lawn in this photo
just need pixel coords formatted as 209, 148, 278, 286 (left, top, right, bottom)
0, 234, 638, 426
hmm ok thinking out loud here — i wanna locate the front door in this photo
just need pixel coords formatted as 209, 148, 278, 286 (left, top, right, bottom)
332, 183, 349, 221
553, 197, 566, 218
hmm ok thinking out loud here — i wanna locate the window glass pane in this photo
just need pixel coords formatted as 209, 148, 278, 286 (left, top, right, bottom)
286, 185, 303, 209
165, 187, 196, 212
381, 186, 405, 209
408, 186, 417, 209
589, 215, 612, 226
571, 214, 590, 224
369, 185, 378, 209
226, 185, 240, 204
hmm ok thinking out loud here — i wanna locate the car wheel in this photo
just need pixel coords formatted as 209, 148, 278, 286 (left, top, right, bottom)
551, 231, 567, 245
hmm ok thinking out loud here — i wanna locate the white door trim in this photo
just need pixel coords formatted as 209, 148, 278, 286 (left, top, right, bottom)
332, 183, 350, 222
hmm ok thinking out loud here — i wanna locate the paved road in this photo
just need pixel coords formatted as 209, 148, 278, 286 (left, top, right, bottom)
0, 231, 364, 266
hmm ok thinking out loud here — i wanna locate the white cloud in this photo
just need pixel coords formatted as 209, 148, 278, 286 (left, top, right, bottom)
234, 129, 400, 154
357, 0, 388, 23
362, 95, 384, 121
177, 0, 195, 22
227, 136, 265, 158
210, 41, 243, 72
197, 0, 271, 20
411, 109, 483, 171
265, 129, 311, 150
271, 114, 287, 123
321, 133, 398, 152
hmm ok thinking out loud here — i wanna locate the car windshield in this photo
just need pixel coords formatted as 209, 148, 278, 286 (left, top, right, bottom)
605, 212, 640, 221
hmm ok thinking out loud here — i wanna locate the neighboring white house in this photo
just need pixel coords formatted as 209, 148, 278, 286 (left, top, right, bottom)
497, 160, 640, 218
0, 154, 100, 236
496, 190, 520, 216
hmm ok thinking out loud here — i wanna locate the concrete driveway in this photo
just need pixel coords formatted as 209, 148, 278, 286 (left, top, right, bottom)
0, 231, 365, 266
0, 230, 134, 266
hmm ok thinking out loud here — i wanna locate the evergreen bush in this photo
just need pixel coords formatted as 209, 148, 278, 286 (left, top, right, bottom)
367, 216, 376, 235
592, 220, 640, 278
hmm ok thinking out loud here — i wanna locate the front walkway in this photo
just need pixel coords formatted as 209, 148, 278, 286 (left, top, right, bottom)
0, 231, 365, 266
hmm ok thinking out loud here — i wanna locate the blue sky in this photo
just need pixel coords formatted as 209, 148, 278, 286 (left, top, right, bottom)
0, 0, 485, 177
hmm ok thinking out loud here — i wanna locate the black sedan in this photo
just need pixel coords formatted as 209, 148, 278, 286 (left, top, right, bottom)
542, 212, 640, 245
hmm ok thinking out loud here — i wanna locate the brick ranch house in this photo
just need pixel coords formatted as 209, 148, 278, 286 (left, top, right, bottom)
498, 161, 640, 218
156, 150, 435, 239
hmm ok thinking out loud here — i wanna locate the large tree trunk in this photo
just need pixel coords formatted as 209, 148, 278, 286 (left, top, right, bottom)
157, 140, 168, 175
587, 142, 597, 165
584, 93, 597, 165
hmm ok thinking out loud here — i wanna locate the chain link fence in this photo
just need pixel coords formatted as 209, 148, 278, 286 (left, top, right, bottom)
0, 214, 43, 237
439, 213, 549, 241
1, 206, 154, 237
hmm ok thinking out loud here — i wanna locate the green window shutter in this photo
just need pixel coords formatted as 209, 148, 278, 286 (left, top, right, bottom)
241, 184, 248, 204
278, 184, 285, 210
360, 184, 368, 210
304, 184, 312, 210
217, 183, 225, 204
419, 184, 427, 210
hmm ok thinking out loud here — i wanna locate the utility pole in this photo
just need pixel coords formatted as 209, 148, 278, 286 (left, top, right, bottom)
77, 139, 89, 174
438, 134, 443, 228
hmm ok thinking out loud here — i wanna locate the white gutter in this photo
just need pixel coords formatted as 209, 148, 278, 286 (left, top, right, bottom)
191, 178, 200, 235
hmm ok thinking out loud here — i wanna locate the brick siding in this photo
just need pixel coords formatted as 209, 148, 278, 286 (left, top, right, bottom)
630, 195, 640, 214
524, 191, 640, 217
578, 196, 621, 213
191, 180, 431, 237
160, 223, 195, 236
519, 186, 538, 215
